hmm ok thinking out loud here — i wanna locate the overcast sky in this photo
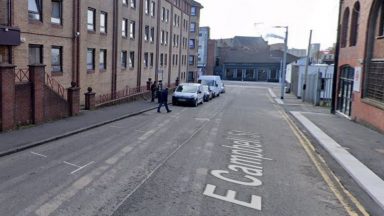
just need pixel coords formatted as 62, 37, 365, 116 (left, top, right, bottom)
197, 0, 340, 50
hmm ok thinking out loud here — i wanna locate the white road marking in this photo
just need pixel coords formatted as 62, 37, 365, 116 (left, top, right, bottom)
291, 111, 384, 210
268, 88, 277, 98
138, 129, 156, 141
31, 152, 47, 158
275, 98, 284, 105
135, 129, 146, 133
195, 118, 210, 121
71, 161, 95, 174
63, 161, 81, 168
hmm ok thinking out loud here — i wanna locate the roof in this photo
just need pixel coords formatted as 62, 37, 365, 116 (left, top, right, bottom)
219, 48, 298, 64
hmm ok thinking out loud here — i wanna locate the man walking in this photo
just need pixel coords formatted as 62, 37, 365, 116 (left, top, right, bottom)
151, 81, 157, 102
157, 87, 172, 113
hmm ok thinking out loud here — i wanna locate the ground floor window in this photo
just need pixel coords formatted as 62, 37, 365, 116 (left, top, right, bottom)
366, 61, 384, 102
29, 44, 43, 64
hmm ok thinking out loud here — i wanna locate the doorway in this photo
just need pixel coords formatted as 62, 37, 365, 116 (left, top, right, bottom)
337, 66, 354, 116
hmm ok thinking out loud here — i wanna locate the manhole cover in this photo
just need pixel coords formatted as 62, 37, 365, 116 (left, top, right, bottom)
375, 149, 384, 154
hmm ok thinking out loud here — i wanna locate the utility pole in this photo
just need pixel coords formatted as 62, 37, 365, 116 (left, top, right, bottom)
281, 27, 288, 99
302, 30, 312, 102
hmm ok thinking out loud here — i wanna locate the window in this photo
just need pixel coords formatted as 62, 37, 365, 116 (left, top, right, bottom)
121, 51, 127, 69
161, 30, 164, 44
150, 53, 154, 67
174, 14, 177, 26
145, 0, 149, 14
29, 44, 43, 64
379, 2, 384, 36
129, 51, 134, 68
161, 7, 165, 21
100, 12, 107, 33
29, 0, 42, 21
130, 0, 136, 8
144, 52, 148, 68
123, 0, 128, 5
190, 22, 196, 32
145, 26, 149, 41
87, 8, 96, 31
160, 53, 164, 66
150, 27, 155, 42
51, 46, 62, 72
350, 2, 360, 46
150, 2, 155, 17
122, 18, 128, 37
191, 6, 196, 16
164, 54, 167, 66
165, 32, 168, 45
129, 21, 135, 38
51, 0, 62, 24
189, 55, 195, 65
87, 48, 95, 70
340, 8, 349, 47
166, 9, 169, 22
189, 39, 195, 49
99, 49, 107, 70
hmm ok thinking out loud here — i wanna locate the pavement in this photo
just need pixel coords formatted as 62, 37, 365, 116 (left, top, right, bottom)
268, 86, 384, 212
0, 95, 170, 157
1, 84, 384, 212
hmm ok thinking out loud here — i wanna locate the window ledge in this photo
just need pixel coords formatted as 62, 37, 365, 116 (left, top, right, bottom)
376, 35, 384, 40
88, 30, 96, 34
29, 20, 43, 25
100, 32, 107, 36
87, 70, 95, 74
362, 98, 384, 111
99, 69, 106, 72
51, 23, 63, 28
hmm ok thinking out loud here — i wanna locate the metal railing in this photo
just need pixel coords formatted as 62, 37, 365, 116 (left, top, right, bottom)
96, 85, 149, 105
46, 73, 67, 101
15, 68, 30, 83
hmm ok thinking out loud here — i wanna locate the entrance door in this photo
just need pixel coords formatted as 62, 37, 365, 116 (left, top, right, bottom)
337, 66, 354, 116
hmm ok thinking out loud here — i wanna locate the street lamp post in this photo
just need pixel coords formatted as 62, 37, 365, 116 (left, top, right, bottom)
273, 26, 288, 100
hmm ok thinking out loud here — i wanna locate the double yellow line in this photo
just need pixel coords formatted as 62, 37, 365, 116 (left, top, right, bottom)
268, 93, 369, 216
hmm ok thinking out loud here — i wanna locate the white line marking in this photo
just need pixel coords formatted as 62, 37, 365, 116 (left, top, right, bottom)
31, 151, 47, 158
275, 98, 284, 105
195, 118, 210, 121
268, 88, 277, 98
138, 129, 156, 141
63, 161, 81, 168
71, 161, 95, 174
291, 111, 384, 210
135, 129, 146, 133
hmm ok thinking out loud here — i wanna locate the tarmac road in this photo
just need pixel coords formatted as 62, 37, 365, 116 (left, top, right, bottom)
0, 82, 349, 216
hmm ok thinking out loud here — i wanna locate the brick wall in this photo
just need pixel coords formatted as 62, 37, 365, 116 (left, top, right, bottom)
44, 86, 69, 121
15, 83, 32, 126
338, 0, 384, 132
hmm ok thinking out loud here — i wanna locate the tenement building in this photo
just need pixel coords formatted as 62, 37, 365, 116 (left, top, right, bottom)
0, 0, 202, 104
336, 0, 384, 131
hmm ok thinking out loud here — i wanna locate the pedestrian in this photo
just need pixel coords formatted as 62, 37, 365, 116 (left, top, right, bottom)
157, 87, 172, 113
151, 81, 157, 102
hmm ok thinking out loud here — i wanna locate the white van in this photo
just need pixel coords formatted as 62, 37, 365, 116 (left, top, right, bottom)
198, 75, 222, 97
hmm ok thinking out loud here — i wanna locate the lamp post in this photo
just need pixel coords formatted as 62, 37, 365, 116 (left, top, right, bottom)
272, 26, 288, 99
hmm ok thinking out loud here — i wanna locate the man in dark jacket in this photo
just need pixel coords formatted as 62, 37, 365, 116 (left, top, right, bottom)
157, 88, 171, 113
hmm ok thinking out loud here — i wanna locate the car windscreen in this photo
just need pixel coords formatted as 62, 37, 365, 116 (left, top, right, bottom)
200, 80, 214, 86
176, 85, 197, 93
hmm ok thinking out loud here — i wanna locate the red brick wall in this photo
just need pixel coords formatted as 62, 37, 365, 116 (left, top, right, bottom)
338, 0, 384, 132
43, 86, 69, 121
15, 83, 32, 126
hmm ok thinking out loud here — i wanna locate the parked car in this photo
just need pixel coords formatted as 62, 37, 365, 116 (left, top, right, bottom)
219, 82, 225, 93
172, 83, 204, 107
202, 84, 213, 102
198, 75, 222, 97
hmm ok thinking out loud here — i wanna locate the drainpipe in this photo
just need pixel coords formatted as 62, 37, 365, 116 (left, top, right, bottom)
111, 0, 118, 98
331, 0, 342, 114
137, 0, 144, 87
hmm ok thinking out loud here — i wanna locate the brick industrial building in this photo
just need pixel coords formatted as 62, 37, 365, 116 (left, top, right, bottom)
0, 0, 202, 130
335, 0, 384, 132
0, 0, 202, 102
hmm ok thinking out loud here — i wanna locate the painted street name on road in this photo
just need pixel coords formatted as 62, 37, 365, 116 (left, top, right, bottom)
203, 130, 272, 210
